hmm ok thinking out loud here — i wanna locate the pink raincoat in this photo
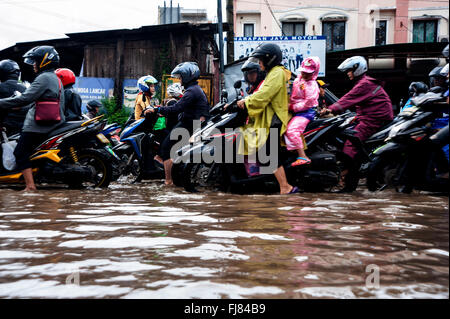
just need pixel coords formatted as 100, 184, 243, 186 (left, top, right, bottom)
284, 56, 320, 150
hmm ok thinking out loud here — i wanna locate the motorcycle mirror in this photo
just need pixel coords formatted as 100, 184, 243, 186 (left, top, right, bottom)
221, 89, 228, 99
233, 80, 242, 89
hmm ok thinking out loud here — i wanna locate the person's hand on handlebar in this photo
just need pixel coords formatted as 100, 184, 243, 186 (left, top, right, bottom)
320, 108, 332, 116
237, 99, 246, 109
144, 106, 156, 115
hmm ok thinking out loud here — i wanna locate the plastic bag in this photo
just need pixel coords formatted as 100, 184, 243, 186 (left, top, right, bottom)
1, 131, 17, 171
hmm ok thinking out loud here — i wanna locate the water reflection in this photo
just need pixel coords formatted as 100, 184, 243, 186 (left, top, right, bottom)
0, 183, 448, 298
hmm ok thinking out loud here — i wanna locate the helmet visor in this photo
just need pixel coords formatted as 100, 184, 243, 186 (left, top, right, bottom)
24, 57, 35, 65
247, 57, 260, 65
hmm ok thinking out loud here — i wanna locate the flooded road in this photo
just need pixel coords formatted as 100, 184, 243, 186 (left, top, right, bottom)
0, 181, 448, 299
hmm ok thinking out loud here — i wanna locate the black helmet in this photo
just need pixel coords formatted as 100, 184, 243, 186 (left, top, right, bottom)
429, 66, 445, 78
241, 59, 262, 83
0, 59, 20, 82
23, 45, 59, 72
171, 62, 200, 85
249, 43, 282, 70
86, 100, 102, 112
408, 82, 428, 97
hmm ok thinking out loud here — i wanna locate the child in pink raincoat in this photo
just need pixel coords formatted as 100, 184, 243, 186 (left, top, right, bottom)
284, 56, 320, 166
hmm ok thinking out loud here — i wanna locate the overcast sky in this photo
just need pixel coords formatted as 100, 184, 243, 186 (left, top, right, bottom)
0, 0, 226, 50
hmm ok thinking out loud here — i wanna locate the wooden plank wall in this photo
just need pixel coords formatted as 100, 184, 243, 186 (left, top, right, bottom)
82, 29, 218, 103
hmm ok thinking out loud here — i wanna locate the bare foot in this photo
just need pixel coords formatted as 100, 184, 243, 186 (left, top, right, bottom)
164, 180, 174, 186
280, 185, 293, 195
23, 186, 37, 192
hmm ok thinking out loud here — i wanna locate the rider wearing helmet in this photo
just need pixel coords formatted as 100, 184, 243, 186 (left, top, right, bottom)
235, 43, 296, 194
134, 75, 159, 120
320, 56, 393, 191
428, 66, 447, 93
241, 59, 265, 95
164, 82, 184, 131
0, 59, 29, 135
83, 99, 102, 120
55, 68, 82, 121
401, 82, 429, 112
145, 61, 210, 185
0, 45, 65, 191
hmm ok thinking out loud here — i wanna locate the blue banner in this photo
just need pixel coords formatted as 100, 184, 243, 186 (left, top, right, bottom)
73, 77, 115, 113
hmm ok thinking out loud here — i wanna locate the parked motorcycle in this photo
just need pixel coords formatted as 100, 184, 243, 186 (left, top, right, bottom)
0, 115, 113, 188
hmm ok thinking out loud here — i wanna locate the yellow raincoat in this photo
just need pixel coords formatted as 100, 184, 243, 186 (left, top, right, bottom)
239, 65, 292, 155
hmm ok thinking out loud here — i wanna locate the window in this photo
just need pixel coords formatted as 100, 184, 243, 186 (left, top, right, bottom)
322, 21, 345, 52
282, 22, 305, 36
243, 23, 254, 37
413, 20, 438, 43
375, 20, 387, 46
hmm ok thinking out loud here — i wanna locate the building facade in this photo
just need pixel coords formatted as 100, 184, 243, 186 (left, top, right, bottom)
234, 0, 449, 51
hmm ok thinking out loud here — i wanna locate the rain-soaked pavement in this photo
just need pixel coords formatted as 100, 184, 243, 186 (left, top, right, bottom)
0, 179, 448, 299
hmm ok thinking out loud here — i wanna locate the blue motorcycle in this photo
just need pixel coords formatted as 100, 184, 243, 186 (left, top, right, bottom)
112, 110, 164, 182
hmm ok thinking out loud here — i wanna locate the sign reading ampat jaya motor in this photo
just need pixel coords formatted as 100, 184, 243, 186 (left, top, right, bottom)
234, 35, 326, 76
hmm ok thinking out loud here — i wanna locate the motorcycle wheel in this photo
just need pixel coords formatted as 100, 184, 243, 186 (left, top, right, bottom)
183, 163, 228, 192
366, 154, 403, 192
72, 149, 113, 188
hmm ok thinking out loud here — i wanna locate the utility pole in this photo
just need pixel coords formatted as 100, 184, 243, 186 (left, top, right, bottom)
226, 0, 234, 63
217, 0, 225, 92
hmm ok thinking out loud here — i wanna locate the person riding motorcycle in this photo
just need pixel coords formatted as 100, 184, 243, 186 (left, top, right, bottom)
55, 68, 82, 121
164, 82, 184, 131
428, 66, 447, 94
0, 45, 65, 191
83, 99, 102, 120
134, 75, 159, 121
145, 62, 210, 185
401, 81, 429, 112
241, 58, 265, 95
235, 43, 297, 194
320, 56, 393, 191
0, 59, 29, 135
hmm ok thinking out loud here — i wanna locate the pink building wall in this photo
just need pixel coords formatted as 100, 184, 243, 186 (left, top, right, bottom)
234, 0, 449, 48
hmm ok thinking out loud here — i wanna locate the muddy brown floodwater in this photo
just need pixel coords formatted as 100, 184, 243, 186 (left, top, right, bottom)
0, 180, 448, 299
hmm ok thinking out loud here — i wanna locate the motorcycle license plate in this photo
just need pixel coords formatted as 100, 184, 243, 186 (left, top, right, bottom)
97, 133, 109, 144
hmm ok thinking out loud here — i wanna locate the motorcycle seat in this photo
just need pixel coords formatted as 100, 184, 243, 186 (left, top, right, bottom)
48, 120, 85, 137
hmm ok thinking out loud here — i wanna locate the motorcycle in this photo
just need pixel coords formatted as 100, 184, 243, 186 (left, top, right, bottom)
0, 115, 113, 188
112, 110, 164, 182
172, 81, 358, 194
366, 91, 449, 193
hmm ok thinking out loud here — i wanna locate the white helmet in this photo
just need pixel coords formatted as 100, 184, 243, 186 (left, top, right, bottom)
338, 56, 368, 77
167, 82, 183, 98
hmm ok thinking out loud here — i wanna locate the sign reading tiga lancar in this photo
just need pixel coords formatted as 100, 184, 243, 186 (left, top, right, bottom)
73, 77, 114, 113
234, 35, 327, 76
